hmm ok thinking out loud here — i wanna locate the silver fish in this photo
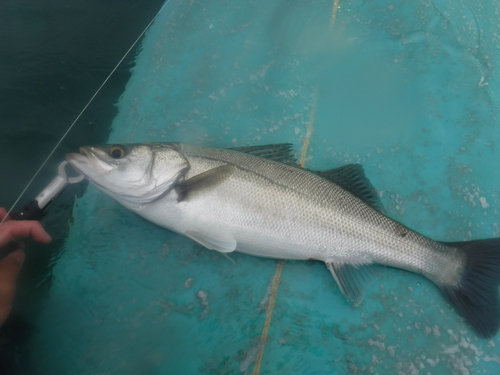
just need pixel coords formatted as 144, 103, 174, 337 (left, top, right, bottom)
66, 143, 500, 338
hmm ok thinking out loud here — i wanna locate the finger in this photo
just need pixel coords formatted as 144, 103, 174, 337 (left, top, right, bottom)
0, 208, 13, 222
0, 221, 52, 248
0, 249, 24, 326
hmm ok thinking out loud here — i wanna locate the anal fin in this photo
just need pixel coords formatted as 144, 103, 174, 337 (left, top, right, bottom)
326, 262, 386, 306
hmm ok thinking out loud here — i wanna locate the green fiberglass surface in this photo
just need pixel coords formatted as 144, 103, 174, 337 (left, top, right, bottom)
27, 0, 500, 373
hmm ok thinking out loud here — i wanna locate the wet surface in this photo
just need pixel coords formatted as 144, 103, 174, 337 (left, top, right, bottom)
24, 0, 500, 374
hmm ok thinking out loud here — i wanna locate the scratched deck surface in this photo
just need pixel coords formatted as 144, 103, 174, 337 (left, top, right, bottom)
26, 0, 500, 374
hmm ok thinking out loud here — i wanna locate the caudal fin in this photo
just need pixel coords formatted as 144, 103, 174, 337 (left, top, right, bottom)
440, 238, 500, 338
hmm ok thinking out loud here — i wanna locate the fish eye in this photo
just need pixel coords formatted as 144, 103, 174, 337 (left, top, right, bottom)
109, 145, 125, 159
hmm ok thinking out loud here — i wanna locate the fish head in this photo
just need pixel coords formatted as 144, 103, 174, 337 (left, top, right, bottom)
66, 143, 189, 205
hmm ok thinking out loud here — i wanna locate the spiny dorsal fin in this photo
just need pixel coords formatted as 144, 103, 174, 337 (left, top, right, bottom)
316, 164, 384, 213
326, 262, 386, 306
229, 143, 299, 167
176, 165, 235, 201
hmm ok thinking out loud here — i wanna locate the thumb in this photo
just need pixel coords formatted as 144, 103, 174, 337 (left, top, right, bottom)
0, 249, 25, 326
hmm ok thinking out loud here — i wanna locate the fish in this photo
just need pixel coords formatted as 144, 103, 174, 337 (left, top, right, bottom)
66, 142, 500, 338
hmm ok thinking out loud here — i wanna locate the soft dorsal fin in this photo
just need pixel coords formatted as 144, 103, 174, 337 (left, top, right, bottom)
326, 262, 386, 306
176, 165, 235, 201
230, 145, 383, 212
316, 164, 384, 213
229, 143, 299, 167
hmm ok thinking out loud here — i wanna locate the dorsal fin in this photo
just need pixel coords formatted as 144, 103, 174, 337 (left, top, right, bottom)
316, 164, 384, 213
229, 143, 299, 167
229, 145, 383, 212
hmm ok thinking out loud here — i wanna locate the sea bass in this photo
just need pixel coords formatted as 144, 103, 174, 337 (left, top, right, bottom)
66, 143, 500, 338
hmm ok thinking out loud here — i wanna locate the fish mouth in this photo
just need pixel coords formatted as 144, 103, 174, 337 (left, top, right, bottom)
65, 153, 86, 166
65, 147, 95, 175
66, 146, 117, 180
79, 146, 94, 157
65, 147, 112, 192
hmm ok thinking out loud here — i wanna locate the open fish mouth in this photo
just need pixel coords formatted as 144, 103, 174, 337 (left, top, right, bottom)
66, 146, 108, 173
65, 147, 103, 179
65, 152, 88, 170
65, 149, 117, 197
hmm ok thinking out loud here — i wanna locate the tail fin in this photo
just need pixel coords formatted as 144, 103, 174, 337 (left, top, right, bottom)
440, 238, 500, 338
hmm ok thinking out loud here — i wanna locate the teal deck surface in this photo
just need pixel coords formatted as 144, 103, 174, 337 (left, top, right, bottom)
27, 0, 500, 374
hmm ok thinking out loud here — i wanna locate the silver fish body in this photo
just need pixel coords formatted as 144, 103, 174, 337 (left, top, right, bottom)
143, 144, 462, 283
66, 142, 500, 338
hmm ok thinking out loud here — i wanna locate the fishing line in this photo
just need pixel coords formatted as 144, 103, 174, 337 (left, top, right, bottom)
0, 0, 171, 227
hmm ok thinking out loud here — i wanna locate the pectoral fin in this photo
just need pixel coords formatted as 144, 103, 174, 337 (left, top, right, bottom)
176, 164, 235, 201
185, 229, 237, 253
326, 262, 385, 306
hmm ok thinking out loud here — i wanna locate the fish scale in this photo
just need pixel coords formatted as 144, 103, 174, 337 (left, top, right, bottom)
180, 144, 453, 276
66, 142, 500, 337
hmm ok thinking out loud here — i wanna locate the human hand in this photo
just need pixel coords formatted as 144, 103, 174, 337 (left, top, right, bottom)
0, 207, 51, 326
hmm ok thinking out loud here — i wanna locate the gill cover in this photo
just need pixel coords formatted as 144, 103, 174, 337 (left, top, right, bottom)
66, 143, 190, 206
